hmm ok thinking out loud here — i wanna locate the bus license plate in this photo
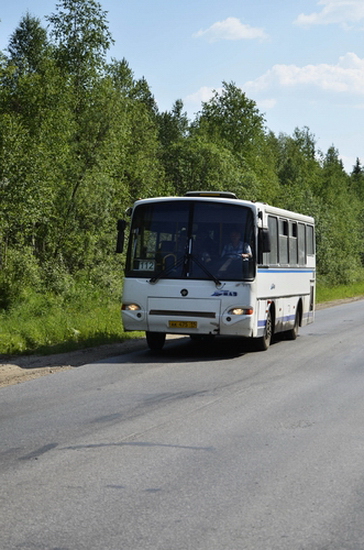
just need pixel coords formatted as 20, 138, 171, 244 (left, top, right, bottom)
169, 320, 197, 329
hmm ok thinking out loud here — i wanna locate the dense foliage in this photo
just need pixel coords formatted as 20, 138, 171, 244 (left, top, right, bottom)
1, 0, 364, 323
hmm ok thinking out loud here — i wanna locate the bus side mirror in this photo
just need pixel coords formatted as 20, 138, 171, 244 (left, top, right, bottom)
259, 228, 271, 254
116, 219, 127, 253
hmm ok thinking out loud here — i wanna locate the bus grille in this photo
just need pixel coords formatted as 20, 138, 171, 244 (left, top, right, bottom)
149, 310, 216, 319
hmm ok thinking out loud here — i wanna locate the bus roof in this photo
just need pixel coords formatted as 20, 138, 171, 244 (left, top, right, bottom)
130, 194, 314, 225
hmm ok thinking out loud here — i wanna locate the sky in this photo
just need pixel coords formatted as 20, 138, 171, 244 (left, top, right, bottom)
1, 0, 364, 172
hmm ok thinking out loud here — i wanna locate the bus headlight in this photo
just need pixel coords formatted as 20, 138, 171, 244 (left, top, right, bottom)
228, 307, 254, 316
122, 303, 141, 312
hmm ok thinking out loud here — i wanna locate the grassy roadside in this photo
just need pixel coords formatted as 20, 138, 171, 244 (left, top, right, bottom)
0, 288, 143, 356
316, 281, 364, 304
0, 281, 363, 357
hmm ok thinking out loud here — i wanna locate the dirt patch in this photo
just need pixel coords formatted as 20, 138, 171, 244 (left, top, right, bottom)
1, 297, 363, 388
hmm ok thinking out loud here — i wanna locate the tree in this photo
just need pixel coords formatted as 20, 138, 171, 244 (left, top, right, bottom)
7, 12, 50, 74
106, 58, 166, 202
276, 127, 317, 185
195, 82, 265, 158
272, 127, 321, 214
193, 82, 280, 202
315, 146, 363, 284
158, 99, 189, 148
161, 135, 246, 196
0, 20, 70, 267
352, 157, 363, 177
350, 158, 364, 201
319, 146, 348, 203
46, 0, 113, 81
41, 0, 116, 268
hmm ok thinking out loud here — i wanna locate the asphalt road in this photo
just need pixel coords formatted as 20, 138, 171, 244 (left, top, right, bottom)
1, 300, 364, 550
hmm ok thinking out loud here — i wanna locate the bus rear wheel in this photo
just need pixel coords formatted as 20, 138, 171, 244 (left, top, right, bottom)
146, 331, 166, 351
286, 306, 301, 340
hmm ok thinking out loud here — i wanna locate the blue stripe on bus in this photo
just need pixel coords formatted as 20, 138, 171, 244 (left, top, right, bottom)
258, 314, 297, 327
259, 311, 314, 327
258, 268, 315, 274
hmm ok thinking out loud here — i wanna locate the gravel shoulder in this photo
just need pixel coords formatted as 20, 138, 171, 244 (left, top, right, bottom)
1, 297, 363, 388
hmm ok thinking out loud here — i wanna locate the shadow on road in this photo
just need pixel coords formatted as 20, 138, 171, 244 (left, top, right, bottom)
107, 334, 280, 365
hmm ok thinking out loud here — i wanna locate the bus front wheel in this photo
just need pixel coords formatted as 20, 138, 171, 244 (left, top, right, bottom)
146, 331, 166, 351
256, 309, 273, 351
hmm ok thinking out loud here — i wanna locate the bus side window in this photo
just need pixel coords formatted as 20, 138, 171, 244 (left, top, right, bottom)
297, 223, 306, 265
306, 225, 314, 255
279, 219, 289, 265
263, 216, 278, 265
289, 222, 298, 265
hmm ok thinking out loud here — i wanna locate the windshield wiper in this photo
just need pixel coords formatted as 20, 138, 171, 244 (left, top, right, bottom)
189, 254, 221, 286
149, 251, 221, 287
149, 255, 185, 284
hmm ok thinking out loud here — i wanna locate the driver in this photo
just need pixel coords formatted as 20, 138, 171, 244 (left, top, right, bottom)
219, 228, 252, 272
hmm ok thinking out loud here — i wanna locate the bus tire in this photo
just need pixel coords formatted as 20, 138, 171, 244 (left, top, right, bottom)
146, 331, 166, 351
256, 309, 273, 351
286, 305, 301, 340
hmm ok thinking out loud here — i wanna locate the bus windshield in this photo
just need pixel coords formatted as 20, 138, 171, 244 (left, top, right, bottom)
125, 200, 255, 281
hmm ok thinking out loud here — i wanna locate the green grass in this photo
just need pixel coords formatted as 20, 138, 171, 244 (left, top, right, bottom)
0, 287, 142, 356
316, 281, 364, 303
0, 280, 363, 357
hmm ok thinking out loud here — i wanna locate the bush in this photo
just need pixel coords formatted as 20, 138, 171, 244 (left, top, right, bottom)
0, 247, 42, 310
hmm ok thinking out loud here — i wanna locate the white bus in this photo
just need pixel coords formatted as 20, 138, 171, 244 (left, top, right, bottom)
117, 191, 315, 351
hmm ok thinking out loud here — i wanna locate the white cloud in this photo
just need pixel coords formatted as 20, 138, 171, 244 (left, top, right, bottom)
194, 17, 268, 42
340, 154, 358, 172
184, 86, 219, 105
245, 53, 364, 95
256, 98, 277, 110
294, 0, 364, 26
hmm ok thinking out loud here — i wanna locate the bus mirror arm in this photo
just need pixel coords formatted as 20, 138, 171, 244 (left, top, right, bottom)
116, 219, 127, 253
